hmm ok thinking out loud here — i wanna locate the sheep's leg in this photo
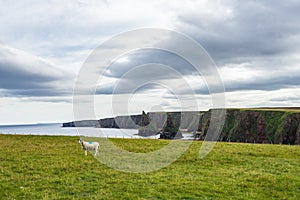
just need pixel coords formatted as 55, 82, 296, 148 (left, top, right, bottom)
96, 146, 100, 156
85, 150, 87, 156
94, 148, 98, 156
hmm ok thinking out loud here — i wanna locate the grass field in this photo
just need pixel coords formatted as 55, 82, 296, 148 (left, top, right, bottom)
238, 107, 300, 113
0, 134, 299, 199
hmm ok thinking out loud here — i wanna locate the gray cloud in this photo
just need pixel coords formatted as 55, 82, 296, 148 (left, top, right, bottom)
21, 96, 72, 103
97, 59, 193, 95
95, 1, 300, 95
270, 96, 300, 102
0, 44, 74, 97
104, 49, 196, 78
1, 0, 300, 124
175, 1, 300, 64
225, 74, 300, 92
1, 0, 300, 101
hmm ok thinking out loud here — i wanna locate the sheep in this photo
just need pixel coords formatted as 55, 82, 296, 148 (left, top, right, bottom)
78, 139, 99, 156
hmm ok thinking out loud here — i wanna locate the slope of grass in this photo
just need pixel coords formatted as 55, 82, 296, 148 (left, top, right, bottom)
0, 134, 300, 199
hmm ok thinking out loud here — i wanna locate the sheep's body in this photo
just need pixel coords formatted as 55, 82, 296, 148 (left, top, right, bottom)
79, 139, 99, 156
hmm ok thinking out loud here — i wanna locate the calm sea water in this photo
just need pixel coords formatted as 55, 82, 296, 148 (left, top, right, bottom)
0, 123, 194, 139
0, 123, 157, 139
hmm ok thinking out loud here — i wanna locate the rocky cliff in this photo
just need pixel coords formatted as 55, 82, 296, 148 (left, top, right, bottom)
137, 111, 199, 138
99, 115, 142, 129
62, 115, 142, 129
195, 109, 300, 145
131, 109, 300, 144
62, 120, 99, 127
62, 108, 300, 144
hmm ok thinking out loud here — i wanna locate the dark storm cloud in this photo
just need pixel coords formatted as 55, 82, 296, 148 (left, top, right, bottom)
95, 0, 300, 95
2, 1, 299, 97
176, 0, 300, 64
96, 81, 162, 95
0, 45, 74, 97
224, 73, 300, 92
104, 49, 196, 78
97, 58, 193, 95
97, 43, 300, 95
95, 49, 199, 95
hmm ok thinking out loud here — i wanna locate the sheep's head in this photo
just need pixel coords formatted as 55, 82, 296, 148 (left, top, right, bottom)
78, 139, 83, 144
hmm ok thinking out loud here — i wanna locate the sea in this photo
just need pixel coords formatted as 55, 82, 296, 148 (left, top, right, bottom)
0, 123, 149, 138
0, 123, 194, 139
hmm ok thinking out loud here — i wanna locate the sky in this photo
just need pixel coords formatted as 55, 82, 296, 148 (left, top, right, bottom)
0, 0, 300, 124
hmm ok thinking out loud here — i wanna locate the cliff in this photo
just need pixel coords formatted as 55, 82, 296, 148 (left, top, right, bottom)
62, 108, 300, 144
62, 120, 99, 127
62, 115, 142, 129
137, 111, 199, 138
221, 109, 300, 144
99, 115, 142, 129
138, 108, 300, 144
193, 109, 300, 144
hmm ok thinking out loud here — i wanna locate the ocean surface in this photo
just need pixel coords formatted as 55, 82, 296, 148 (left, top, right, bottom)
0, 123, 194, 139
0, 123, 153, 139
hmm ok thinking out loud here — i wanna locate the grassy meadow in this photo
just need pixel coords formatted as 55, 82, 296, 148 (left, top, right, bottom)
0, 134, 299, 199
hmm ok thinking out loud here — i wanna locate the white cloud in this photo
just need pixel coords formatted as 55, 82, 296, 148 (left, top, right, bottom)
0, 97, 73, 125
226, 88, 300, 108
1, 0, 300, 123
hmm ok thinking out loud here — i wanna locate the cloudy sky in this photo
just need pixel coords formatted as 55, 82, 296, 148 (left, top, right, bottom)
1, 0, 300, 124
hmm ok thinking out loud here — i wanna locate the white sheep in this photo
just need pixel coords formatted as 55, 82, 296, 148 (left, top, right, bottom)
78, 139, 99, 156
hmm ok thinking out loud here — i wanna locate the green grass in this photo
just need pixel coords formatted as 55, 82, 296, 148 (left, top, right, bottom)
238, 107, 300, 113
0, 134, 300, 199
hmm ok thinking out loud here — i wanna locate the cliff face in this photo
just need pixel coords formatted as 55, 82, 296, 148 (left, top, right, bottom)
159, 114, 183, 139
137, 109, 300, 143
99, 115, 142, 129
195, 109, 300, 145
62, 108, 300, 144
137, 111, 200, 137
62, 120, 99, 127
63, 115, 142, 129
